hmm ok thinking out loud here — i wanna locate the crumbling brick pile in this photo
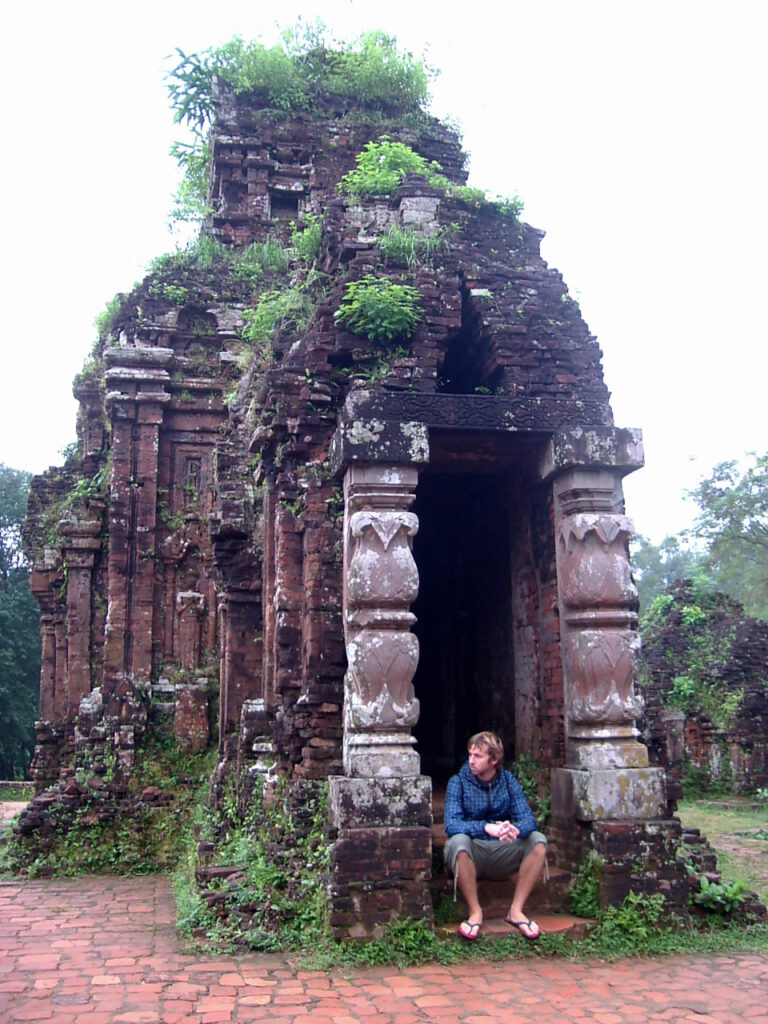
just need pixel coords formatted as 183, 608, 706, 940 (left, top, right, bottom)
639, 580, 768, 793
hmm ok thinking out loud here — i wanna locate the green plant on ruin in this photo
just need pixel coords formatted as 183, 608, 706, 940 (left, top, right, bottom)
153, 234, 285, 288
157, 489, 185, 532
241, 285, 316, 356
317, 29, 430, 113
8, 737, 215, 878
507, 752, 551, 824
378, 224, 452, 268
169, 141, 214, 225
280, 499, 301, 518
640, 591, 675, 631
568, 850, 603, 918
174, 775, 332, 953
679, 758, 732, 797
338, 137, 524, 217
583, 891, 666, 955
325, 484, 344, 521
159, 283, 190, 305
669, 674, 743, 731
167, 27, 430, 137
335, 274, 422, 343
338, 137, 448, 198
72, 350, 104, 392
692, 876, 747, 915
166, 28, 431, 221
289, 214, 323, 265
94, 294, 122, 341
493, 194, 525, 219
641, 581, 745, 732
449, 184, 487, 206
340, 356, 392, 385
65, 467, 107, 510
251, 236, 290, 274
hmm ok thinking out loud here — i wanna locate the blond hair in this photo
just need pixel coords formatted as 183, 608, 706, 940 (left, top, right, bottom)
467, 731, 504, 764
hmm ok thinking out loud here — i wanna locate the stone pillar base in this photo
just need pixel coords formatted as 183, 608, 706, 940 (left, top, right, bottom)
343, 731, 421, 778
329, 824, 433, 940
552, 766, 666, 822
329, 775, 432, 829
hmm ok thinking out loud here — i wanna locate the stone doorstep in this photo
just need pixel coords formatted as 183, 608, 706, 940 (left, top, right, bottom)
436, 911, 594, 942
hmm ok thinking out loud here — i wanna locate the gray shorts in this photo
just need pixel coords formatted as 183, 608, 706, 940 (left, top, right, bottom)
444, 831, 547, 880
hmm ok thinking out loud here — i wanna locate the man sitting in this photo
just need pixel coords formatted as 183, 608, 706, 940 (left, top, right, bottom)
444, 730, 547, 941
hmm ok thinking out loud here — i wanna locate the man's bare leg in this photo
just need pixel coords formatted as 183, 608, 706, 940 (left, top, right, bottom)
455, 850, 483, 925
507, 841, 546, 931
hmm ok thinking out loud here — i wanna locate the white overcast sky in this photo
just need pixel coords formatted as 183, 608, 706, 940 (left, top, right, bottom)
1, 0, 765, 543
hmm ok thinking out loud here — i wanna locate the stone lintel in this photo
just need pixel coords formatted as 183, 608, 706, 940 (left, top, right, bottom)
552, 766, 666, 822
543, 427, 644, 479
330, 418, 429, 476
329, 775, 432, 829
104, 346, 174, 369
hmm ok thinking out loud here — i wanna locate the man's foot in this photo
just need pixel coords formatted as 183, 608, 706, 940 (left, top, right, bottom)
504, 917, 541, 941
458, 920, 482, 941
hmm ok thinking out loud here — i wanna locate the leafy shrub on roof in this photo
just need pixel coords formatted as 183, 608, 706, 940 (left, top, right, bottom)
337, 138, 524, 220
335, 275, 423, 344
338, 138, 448, 197
167, 26, 431, 140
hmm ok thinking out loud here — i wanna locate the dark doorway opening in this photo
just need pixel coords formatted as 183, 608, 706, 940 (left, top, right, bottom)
411, 470, 516, 784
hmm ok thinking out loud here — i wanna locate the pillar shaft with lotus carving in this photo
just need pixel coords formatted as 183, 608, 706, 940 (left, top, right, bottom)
341, 464, 421, 778
552, 467, 665, 820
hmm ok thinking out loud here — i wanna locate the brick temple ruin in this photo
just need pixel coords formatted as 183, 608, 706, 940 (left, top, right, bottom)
21, 73, 693, 936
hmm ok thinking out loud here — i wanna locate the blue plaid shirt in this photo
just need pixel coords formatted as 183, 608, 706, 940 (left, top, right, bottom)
444, 761, 537, 839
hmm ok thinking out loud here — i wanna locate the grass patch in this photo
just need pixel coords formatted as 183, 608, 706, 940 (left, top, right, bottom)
297, 907, 768, 970
0, 782, 34, 801
677, 796, 768, 903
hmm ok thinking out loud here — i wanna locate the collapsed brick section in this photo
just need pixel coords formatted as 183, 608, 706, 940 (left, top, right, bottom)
20, 77, 709, 937
638, 580, 768, 795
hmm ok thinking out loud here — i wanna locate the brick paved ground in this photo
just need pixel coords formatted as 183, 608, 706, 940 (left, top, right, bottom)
1, 875, 767, 1024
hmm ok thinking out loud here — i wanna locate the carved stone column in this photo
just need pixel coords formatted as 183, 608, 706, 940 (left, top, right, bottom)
551, 465, 665, 820
341, 464, 421, 778
329, 462, 433, 939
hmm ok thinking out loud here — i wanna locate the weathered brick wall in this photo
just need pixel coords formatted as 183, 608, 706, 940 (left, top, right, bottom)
593, 819, 689, 910
329, 826, 433, 940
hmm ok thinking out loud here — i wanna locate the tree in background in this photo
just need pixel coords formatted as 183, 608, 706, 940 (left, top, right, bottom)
689, 452, 768, 621
630, 533, 706, 615
0, 465, 40, 778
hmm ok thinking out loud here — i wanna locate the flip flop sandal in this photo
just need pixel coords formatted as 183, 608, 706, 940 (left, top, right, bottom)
504, 917, 541, 940
458, 920, 482, 941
